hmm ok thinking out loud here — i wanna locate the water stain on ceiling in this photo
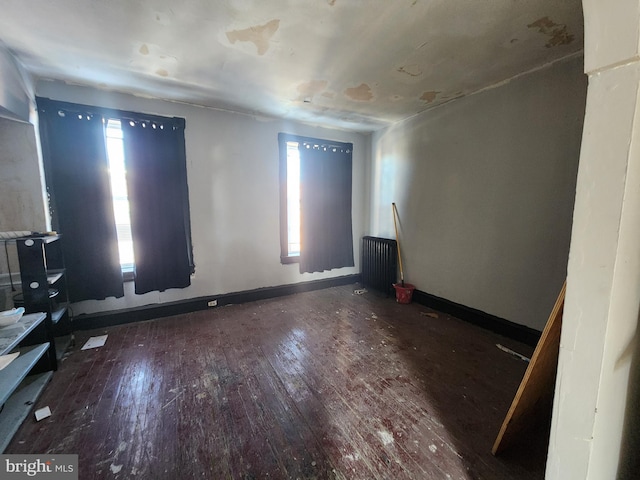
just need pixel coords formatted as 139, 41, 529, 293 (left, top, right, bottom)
226, 19, 280, 56
420, 91, 440, 104
528, 17, 575, 48
297, 80, 329, 102
0, 0, 584, 132
345, 84, 374, 102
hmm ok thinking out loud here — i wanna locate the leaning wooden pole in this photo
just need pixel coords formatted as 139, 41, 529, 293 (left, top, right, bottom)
392, 203, 405, 287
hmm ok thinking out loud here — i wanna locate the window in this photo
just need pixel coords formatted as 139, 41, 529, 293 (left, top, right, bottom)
105, 119, 134, 273
37, 97, 194, 301
285, 140, 301, 258
279, 133, 355, 273
279, 135, 302, 264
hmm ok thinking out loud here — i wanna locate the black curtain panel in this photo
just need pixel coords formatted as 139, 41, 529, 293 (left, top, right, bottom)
37, 99, 124, 301
121, 118, 192, 294
299, 143, 354, 273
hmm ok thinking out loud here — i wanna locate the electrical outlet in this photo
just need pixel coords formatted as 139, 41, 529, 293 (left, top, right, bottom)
207, 300, 218, 307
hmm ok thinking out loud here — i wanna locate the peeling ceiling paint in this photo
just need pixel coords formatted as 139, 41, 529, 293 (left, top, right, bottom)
527, 17, 575, 48
398, 65, 423, 77
345, 83, 374, 102
0, 0, 583, 132
226, 19, 280, 56
420, 91, 440, 104
296, 80, 329, 102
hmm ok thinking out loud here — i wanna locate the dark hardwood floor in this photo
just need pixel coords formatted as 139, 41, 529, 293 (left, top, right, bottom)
6, 284, 547, 479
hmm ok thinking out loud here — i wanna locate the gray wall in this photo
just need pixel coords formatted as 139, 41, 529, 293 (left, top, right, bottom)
369, 57, 587, 331
0, 46, 32, 122
0, 47, 44, 294
36, 80, 369, 316
0, 117, 48, 284
0, 117, 46, 233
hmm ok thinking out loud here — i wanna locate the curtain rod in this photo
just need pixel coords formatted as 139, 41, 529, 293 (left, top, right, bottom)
36, 97, 185, 128
279, 133, 353, 151
300, 142, 352, 152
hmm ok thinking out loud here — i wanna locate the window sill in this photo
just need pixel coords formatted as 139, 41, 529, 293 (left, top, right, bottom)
281, 256, 300, 265
122, 270, 134, 282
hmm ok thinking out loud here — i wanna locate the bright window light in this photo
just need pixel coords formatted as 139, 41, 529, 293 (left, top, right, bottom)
286, 141, 301, 257
105, 119, 135, 271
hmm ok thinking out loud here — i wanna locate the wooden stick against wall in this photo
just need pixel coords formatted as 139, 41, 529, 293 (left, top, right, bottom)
392, 203, 405, 286
492, 280, 567, 455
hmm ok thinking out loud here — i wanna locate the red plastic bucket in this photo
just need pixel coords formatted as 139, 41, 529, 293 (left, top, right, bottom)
393, 283, 415, 304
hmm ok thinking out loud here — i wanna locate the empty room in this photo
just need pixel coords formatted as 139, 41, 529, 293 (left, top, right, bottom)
1, 1, 639, 479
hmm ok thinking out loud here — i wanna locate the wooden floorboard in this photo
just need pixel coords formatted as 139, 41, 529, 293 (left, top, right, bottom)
6, 284, 545, 479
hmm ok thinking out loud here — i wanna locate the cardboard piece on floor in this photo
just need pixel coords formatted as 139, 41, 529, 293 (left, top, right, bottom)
492, 280, 566, 456
81, 335, 108, 350
0, 352, 19, 371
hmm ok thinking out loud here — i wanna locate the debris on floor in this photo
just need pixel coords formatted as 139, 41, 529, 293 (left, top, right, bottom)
421, 312, 439, 318
163, 388, 185, 409
81, 335, 108, 350
496, 343, 530, 362
8, 284, 545, 479
34, 406, 51, 421
353, 288, 368, 295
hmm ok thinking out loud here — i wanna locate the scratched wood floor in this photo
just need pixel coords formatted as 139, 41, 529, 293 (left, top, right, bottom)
6, 284, 548, 479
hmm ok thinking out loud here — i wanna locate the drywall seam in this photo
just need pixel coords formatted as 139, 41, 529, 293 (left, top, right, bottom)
586, 55, 640, 76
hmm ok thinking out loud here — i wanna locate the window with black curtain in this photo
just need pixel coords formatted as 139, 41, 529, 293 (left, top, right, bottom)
37, 97, 194, 301
278, 133, 354, 274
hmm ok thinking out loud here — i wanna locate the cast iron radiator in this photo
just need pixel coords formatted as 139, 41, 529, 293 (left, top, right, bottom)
361, 236, 397, 295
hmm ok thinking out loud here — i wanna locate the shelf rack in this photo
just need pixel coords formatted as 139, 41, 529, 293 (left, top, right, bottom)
0, 312, 52, 452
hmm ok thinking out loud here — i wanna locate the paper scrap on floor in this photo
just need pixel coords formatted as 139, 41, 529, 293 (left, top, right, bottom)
81, 334, 108, 350
35, 406, 51, 421
496, 343, 530, 362
0, 352, 19, 370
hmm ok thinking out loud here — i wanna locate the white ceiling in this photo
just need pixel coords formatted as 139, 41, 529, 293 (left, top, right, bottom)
0, 0, 583, 132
